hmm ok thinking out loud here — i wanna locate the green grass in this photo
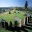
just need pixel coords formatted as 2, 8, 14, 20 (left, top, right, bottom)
0, 11, 25, 32
25, 28, 32, 32
0, 10, 32, 32
0, 11, 25, 24
0, 28, 12, 32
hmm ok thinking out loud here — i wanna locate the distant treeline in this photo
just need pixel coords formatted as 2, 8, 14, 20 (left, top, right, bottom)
0, 8, 5, 13
0, 7, 32, 13
0, 7, 14, 13
0, 8, 10, 13
15, 7, 32, 11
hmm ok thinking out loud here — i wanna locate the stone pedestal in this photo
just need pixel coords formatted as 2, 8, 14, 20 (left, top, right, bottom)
14, 21, 18, 27
5, 22, 8, 29
23, 17, 27, 25
24, 16, 30, 25
10, 21, 12, 27
2, 21, 5, 28
18, 19, 22, 27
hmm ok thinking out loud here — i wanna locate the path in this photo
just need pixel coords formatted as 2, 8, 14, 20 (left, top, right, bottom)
0, 11, 9, 16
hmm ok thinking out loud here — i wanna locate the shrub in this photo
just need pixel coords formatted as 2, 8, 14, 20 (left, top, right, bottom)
9, 11, 11, 14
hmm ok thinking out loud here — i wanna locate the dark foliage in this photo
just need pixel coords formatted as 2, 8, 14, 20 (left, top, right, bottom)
9, 11, 11, 14
25, 1, 28, 9
14, 21, 18, 27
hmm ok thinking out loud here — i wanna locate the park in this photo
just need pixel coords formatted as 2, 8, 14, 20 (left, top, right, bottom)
0, 9, 32, 32
0, 0, 32, 32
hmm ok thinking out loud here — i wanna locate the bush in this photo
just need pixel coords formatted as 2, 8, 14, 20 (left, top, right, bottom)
9, 11, 11, 14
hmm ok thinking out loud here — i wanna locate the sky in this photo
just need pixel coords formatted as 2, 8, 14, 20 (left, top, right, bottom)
0, 0, 32, 7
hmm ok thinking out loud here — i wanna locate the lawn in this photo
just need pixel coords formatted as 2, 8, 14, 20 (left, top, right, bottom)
0, 11, 25, 24
0, 10, 32, 32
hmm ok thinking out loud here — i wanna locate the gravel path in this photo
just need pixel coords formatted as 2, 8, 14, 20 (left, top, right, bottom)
0, 12, 9, 16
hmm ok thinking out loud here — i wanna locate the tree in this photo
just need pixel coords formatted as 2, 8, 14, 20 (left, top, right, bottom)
25, 1, 28, 9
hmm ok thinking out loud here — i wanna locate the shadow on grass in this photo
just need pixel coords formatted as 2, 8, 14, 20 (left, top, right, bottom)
5, 26, 28, 32
2, 21, 32, 32
29, 22, 32, 23
23, 26, 32, 30
2, 23, 32, 32
26, 24, 32, 26
4, 22, 32, 32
